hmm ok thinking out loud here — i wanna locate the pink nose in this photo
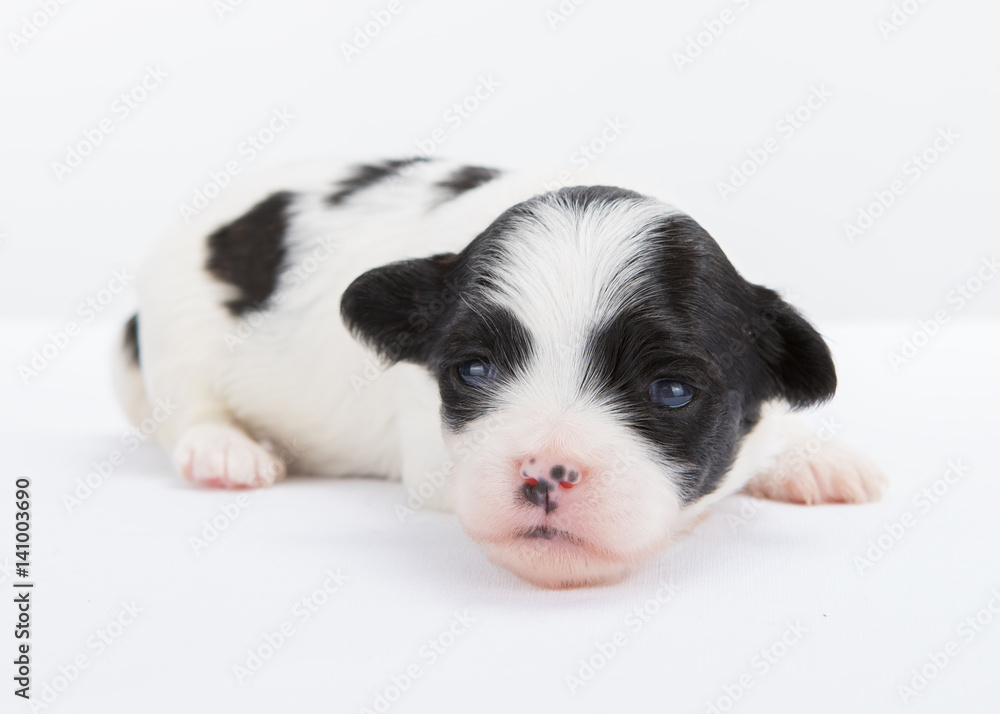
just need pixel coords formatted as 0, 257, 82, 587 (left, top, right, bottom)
519, 455, 584, 490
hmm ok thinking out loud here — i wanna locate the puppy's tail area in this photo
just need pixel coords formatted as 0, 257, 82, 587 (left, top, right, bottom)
111, 313, 152, 426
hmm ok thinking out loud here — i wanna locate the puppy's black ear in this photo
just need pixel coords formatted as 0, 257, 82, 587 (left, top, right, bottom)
340, 253, 459, 365
750, 286, 837, 408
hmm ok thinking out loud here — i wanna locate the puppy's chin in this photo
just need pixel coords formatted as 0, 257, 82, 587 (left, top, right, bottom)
468, 528, 658, 589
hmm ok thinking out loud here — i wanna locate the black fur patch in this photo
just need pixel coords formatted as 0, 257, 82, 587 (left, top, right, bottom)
584, 309, 744, 502
435, 165, 501, 199
581, 213, 836, 501
435, 304, 533, 431
749, 285, 838, 408
124, 313, 140, 365
553, 185, 645, 211
326, 158, 427, 206
206, 191, 293, 316
340, 252, 461, 366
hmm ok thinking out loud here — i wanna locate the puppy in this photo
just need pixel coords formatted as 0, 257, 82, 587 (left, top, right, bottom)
114, 158, 884, 588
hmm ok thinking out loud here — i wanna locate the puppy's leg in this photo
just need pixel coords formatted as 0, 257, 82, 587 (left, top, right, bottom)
148, 346, 287, 489
743, 403, 885, 505
142, 345, 286, 488
134, 235, 285, 489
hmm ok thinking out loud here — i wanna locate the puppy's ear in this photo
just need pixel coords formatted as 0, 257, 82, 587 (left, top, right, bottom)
340, 253, 459, 365
750, 286, 837, 408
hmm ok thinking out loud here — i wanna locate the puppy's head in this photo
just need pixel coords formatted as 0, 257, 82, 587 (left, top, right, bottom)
342, 187, 835, 588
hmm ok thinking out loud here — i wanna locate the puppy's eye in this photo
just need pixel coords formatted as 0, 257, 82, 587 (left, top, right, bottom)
457, 359, 498, 388
649, 379, 694, 408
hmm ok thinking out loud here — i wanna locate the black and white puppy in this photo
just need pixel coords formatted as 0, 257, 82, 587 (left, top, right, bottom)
115, 158, 884, 588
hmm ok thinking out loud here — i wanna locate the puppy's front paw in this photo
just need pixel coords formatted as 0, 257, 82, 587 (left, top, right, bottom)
173, 423, 286, 488
745, 438, 885, 505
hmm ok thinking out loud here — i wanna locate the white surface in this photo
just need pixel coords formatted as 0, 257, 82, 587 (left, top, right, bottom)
2, 318, 999, 713
2, 0, 999, 711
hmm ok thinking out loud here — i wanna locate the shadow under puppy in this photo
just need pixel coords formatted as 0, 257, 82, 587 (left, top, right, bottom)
115, 158, 884, 589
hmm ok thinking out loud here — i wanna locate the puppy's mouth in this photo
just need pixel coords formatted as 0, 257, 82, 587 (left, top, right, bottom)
521, 526, 569, 540
519, 526, 581, 544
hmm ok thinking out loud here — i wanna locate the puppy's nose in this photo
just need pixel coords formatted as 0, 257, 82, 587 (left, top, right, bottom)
521, 477, 556, 513
520, 454, 583, 495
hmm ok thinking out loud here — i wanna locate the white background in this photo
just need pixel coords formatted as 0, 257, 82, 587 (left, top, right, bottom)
1, 1, 998, 713
1, 0, 998, 322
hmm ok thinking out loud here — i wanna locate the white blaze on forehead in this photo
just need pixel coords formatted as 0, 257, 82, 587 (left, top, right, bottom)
481, 193, 680, 408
